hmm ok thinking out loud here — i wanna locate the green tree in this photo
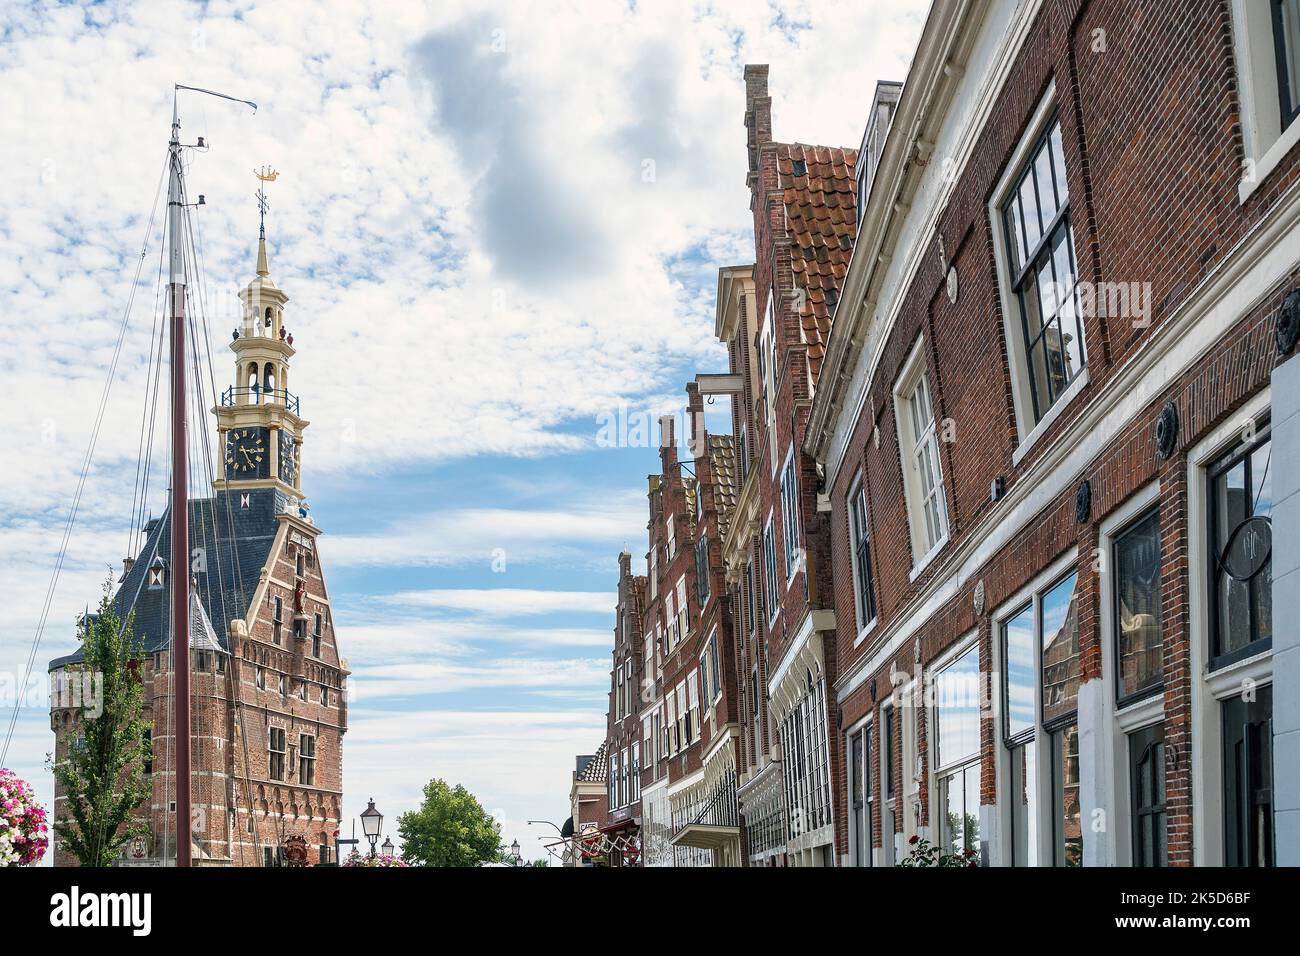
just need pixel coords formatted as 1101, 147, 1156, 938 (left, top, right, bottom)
397, 779, 501, 867
51, 582, 152, 867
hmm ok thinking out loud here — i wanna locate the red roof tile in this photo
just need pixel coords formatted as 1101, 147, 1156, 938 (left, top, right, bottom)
777, 142, 858, 381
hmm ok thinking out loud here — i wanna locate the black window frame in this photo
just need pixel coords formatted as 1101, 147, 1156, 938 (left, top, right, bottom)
1000, 114, 1085, 423
1273, 0, 1300, 128
1113, 506, 1165, 709
1206, 426, 1273, 671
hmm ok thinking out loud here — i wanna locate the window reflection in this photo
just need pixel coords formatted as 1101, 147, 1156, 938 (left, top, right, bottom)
1052, 722, 1083, 867
1115, 509, 1163, 702
1041, 572, 1080, 725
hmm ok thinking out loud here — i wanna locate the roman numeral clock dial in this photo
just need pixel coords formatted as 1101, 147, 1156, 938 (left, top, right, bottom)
224, 427, 268, 478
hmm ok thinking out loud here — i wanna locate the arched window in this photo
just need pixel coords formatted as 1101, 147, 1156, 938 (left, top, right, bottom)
247, 363, 260, 403
264, 307, 273, 331
263, 363, 277, 402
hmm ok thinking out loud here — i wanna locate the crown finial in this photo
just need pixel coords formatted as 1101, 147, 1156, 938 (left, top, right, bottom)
254, 166, 278, 276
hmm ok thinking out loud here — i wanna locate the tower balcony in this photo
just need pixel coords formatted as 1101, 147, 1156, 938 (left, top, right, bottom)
221, 385, 301, 415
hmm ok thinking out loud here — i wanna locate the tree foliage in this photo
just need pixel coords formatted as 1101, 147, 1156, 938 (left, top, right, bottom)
396, 778, 500, 867
50, 582, 152, 867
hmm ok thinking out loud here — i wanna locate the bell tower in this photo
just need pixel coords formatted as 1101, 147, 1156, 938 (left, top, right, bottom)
214, 167, 309, 503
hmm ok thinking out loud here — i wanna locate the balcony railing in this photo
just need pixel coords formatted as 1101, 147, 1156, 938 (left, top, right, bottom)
221, 386, 300, 415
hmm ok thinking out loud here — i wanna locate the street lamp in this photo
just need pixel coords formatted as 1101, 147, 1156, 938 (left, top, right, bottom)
510, 839, 521, 866
381, 836, 395, 858
360, 798, 383, 858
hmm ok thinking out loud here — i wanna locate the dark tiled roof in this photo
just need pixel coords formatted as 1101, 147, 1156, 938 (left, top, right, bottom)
576, 740, 608, 782
49, 488, 288, 670
707, 434, 738, 540
777, 143, 858, 380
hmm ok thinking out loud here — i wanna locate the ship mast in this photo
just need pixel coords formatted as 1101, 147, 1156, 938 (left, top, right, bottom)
166, 91, 192, 870
166, 85, 256, 867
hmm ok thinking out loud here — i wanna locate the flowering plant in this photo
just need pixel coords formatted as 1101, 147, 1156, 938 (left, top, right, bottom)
0, 768, 49, 867
342, 848, 408, 867
897, 833, 978, 868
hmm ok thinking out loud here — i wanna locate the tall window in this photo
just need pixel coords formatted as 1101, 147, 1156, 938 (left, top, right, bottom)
299, 734, 316, 786
849, 480, 877, 628
763, 518, 780, 620
780, 451, 801, 578
312, 612, 323, 658
1002, 569, 1082, 866
1114, 508, 1163, 703
611, 751, 621, 808
696, 533, 711, 606
882, 702, 898, 862
272, 596, 283, 645
744, 561, 757, 636
1129, 724, 1166, 866
631, 741, 641, 802
709, 635, 721, 703
687, 670, 700, 744
895, 349, 948, 560
934, 644, 981, 860
1000, 117, 1083, 422
759, 301, 777, 473
1208, 430, 1273, 668
1275, 0, 1300, 126
268, 727, 286, 781
848, 725, 872, 866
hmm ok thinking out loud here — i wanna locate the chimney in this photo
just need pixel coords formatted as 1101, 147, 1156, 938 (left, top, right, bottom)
686, 381, 706, 460
659, 415, 677, 469
744, 64, 771, 185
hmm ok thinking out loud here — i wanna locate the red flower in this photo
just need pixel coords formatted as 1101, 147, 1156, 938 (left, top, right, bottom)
909, 834, 920, 845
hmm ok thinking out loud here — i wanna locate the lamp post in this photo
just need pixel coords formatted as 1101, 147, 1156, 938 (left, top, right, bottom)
360, 798, 383, 859
510, 839, 522, 867
381, 836, 395, 858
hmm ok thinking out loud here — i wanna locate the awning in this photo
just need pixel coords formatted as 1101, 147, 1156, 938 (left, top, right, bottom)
670, 823, 741, 851
599, 817, 639, 834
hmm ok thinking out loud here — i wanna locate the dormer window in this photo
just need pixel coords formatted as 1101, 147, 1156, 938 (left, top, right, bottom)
147, 557, 166, 590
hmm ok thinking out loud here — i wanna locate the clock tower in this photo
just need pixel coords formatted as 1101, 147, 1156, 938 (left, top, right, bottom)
215, 231, 307, 504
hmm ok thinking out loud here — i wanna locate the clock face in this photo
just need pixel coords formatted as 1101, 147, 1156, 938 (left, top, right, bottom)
279, 431, 297, 483
224, 428, 268, 477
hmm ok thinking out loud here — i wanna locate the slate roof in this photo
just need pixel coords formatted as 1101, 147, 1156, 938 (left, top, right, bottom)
777, 143, 859, 381
576, 740, 608, 783
49, 488, 287, 671
706, 434, 738, 540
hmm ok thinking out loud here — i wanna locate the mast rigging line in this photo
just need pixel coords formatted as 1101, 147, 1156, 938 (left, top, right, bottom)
0, 154, 170, 768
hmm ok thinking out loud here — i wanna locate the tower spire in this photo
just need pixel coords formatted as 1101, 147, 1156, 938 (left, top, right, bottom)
254, 165, 278, 276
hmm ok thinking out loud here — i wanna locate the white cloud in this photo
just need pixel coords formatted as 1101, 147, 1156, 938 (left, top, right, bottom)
325, 496, 646, 568
378, 588, 613, 616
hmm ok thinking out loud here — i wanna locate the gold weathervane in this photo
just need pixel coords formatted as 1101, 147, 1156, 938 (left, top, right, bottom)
254, 166, 279, 239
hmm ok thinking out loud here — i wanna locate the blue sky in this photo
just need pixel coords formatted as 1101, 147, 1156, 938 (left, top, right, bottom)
0, 0, 926, 862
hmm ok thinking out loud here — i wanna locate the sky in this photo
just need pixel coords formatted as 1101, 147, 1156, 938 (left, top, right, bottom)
0, 0, 927, 863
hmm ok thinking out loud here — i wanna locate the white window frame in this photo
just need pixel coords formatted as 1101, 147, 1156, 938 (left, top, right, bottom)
1231, 0, 1300, 202
990, 547, 1080, 868
666, 515, 676, 561
845, 713, 874, 867
928, 632, 982, 861
988, 82, 1092, 462
780, 448, 802, 583
848, 473, 878, 644
1187, 390, 1274, 865
762, 513, 780, 624
1096, 479, 1165, 867
893, 337, 949, 576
